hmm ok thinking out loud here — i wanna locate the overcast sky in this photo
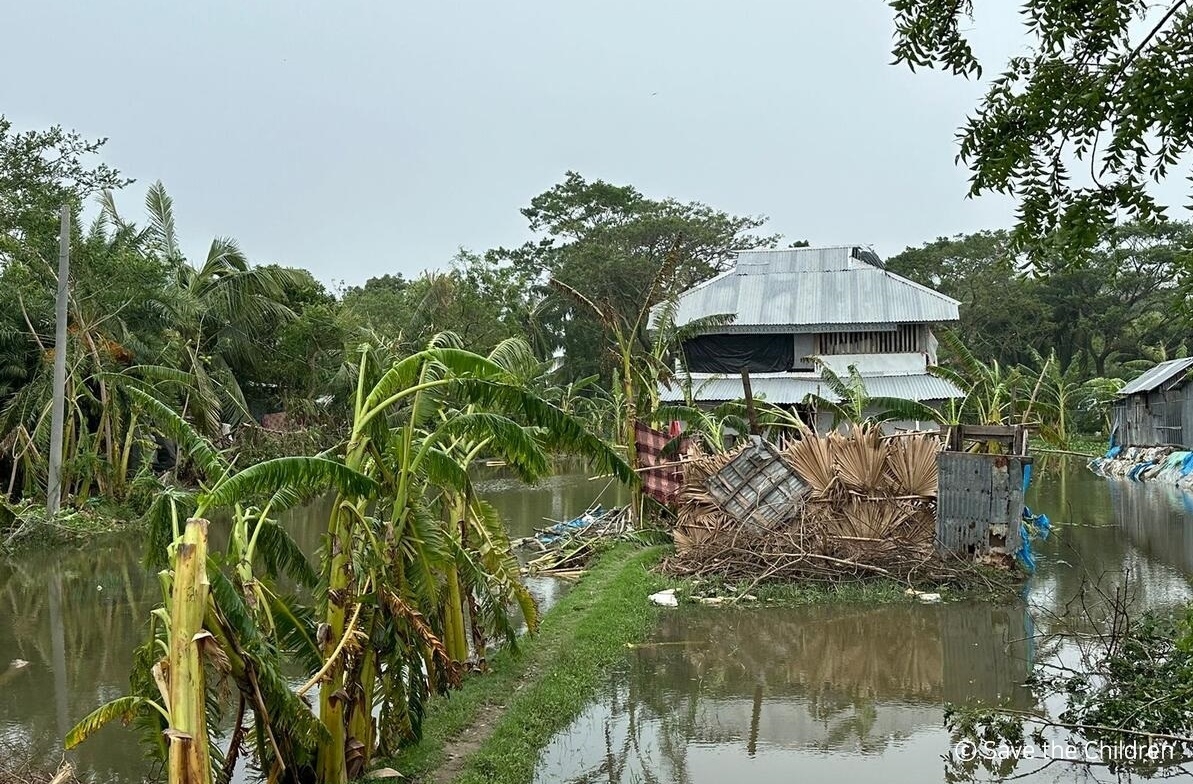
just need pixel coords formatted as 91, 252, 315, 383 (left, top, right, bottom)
3, 2, 1064, 287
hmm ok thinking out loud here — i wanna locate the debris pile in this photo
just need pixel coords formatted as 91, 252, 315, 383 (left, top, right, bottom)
513, 505, 635, 577
1090, 445, 1193, 487
664, 427, 952, 583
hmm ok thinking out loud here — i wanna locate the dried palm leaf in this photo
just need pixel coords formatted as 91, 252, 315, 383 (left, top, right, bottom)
785, 435, 836, 495
839, 498, 913, 539
887, 435, 940, 497
834, 425, 890, 493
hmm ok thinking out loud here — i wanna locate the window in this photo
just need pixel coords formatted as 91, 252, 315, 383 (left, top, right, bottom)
816, 325, 921, 355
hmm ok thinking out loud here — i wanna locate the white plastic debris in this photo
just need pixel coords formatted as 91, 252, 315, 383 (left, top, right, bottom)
904, 588, 943, 604
648, 588, 679, 607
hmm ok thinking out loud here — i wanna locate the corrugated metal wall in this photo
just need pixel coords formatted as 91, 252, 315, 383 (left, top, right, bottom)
1115, 387, 1191, 447
935, 453, 1026, 556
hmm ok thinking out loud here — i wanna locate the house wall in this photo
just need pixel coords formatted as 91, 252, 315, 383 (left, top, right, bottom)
793, 334, 815, 370
812, 402, 948, 437
684, 325, 940, 377
1114, 384, 1191, 447
816, 352, 929, 376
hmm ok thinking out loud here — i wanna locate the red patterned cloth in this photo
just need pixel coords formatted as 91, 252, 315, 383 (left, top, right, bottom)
635, 420, 687, 505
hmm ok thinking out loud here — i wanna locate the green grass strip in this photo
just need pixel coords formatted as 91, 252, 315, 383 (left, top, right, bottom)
391, 544, 667, 784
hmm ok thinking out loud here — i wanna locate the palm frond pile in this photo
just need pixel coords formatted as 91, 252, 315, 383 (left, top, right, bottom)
666, 426, 954, 582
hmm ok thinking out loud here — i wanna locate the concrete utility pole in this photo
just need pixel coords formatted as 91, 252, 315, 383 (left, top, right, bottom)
47, 205, 69, 515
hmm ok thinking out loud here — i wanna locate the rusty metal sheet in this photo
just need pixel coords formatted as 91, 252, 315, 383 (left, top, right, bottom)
936, 452, 1026, 556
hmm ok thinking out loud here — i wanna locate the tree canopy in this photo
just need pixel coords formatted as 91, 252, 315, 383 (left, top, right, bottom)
890, 1, 1193, 259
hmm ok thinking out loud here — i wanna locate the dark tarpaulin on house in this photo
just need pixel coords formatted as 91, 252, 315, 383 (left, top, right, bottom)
682, 334, 793, 374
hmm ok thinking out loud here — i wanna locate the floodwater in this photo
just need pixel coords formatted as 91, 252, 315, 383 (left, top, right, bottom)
2, 456, 1191, 783
0, 467, 624, 783
533, 456, 1193, 784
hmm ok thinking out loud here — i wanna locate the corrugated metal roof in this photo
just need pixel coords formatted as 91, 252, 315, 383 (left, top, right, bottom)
655, 246, 960, 331
1119, 357, 1193, 395
659, 371, 964, 405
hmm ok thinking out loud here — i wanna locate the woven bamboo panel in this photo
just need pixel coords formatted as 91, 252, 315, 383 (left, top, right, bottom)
704, 437, 807, 529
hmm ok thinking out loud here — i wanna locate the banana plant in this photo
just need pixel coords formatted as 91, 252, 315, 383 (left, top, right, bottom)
311, 335, 634, 782
66, 391, 377, 784
806, 359, 944, 430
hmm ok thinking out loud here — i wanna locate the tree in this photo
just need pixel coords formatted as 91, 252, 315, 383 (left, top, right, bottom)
806, 360, 944, 430
888, 223, 1192, 377
494, 171, 778, 382
341, 252, 526, 357
0, 117, 129, 268
249, 266, 347, 420
890, 1, 1193, 258
130, 181, 308, 439
886, 230, 1051, 368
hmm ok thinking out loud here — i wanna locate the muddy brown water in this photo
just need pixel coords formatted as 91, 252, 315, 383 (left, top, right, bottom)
533, 456, 1193, 784
2, 456, 1191, 783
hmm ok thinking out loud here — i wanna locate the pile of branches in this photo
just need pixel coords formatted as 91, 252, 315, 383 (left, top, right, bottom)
0, 741, 79, 784
515, 506, 638, 577
665, 426, 972, 583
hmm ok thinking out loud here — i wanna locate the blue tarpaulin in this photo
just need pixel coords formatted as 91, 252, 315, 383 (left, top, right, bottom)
1016, 462, 1051, 572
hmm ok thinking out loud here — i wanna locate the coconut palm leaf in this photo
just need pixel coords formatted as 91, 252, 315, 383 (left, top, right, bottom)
486, 337, 544, 381
144, 181, 180, 262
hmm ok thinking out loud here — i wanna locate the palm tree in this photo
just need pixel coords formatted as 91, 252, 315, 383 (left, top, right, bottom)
132, 182, 308, 439
928, 329, 1028, 426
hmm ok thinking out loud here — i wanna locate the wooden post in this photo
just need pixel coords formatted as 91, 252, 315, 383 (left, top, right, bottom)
47, 205, 69, 515
741, 368, 759, 435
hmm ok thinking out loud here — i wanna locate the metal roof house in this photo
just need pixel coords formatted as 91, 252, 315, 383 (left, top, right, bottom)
1112, 357, 1193, 447
654, 246, 964, 430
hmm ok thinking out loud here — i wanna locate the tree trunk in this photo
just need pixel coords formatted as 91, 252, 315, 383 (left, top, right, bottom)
167, 518, 213, 784
317, 501, 350, 784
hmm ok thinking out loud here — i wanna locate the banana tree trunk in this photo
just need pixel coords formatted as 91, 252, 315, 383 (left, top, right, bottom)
442, 495, 469, 663
166, 518, 213, 784
317, 500, 351, 784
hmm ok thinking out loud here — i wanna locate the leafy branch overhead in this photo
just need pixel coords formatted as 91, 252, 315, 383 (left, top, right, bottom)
890, 0, 1193, 260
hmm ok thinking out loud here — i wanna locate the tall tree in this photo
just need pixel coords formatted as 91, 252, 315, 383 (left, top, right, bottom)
494, 171, 778, 382
890, 1, 1193, 259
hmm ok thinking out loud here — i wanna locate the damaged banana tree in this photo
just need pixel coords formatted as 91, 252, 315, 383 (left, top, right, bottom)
66, 391, 378, 784
312, 336, 632, 784
70, 336, 633, 784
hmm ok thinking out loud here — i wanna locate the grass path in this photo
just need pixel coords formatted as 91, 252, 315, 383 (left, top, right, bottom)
391, 544, 667, 784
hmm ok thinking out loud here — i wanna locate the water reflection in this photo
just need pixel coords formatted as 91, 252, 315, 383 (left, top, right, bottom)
536, 603, 1034, 783
536, 456, 1193, 784
0, 536, 157, 782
